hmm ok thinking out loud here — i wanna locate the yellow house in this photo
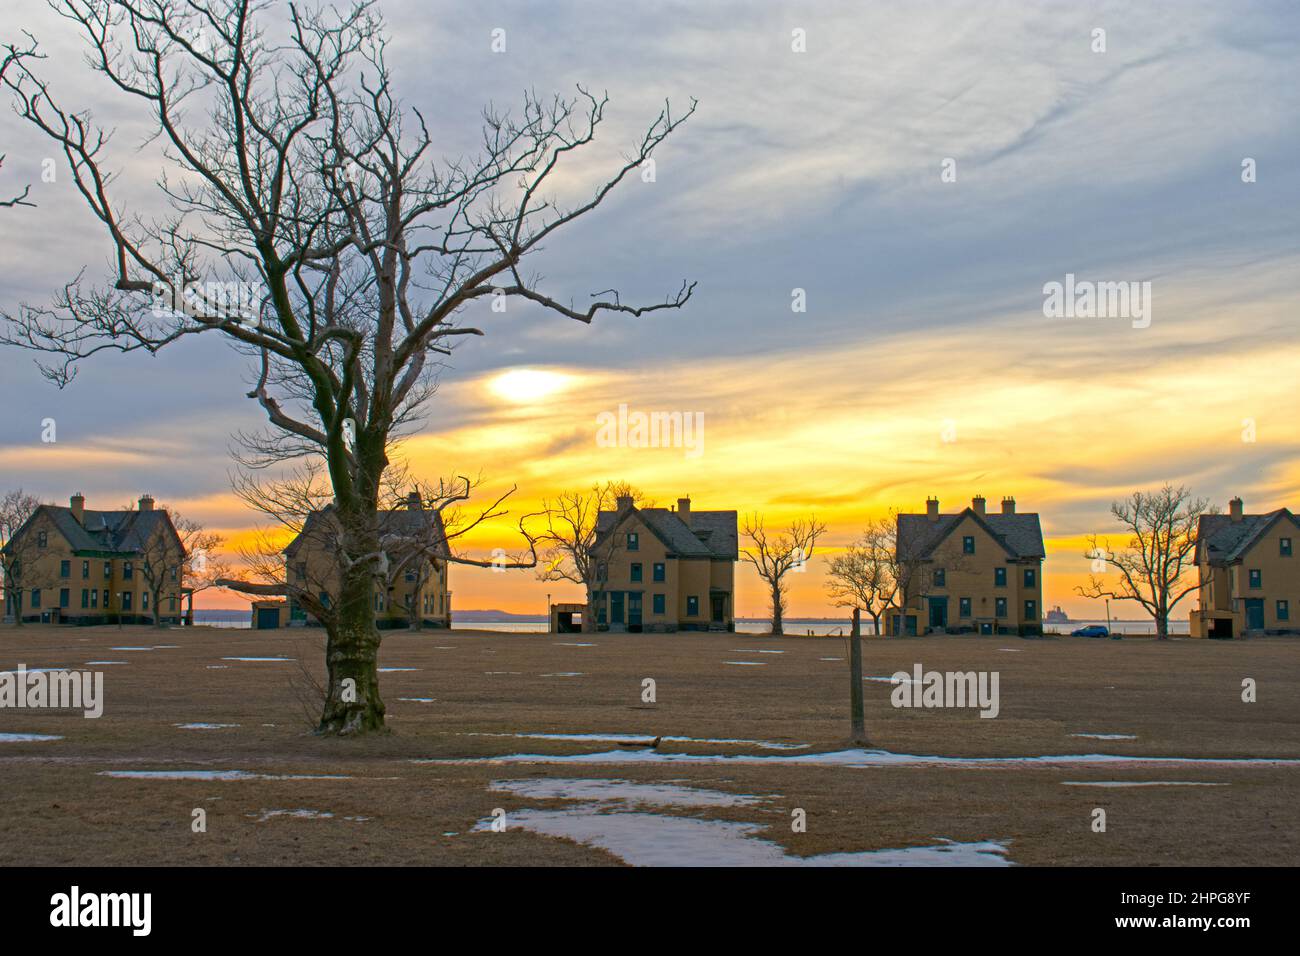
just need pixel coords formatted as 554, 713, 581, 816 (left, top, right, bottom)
1, 494, 187, 625
887, 496, 1045, 636
1190, 497, 1300, 638
283, 492, 451, 629
591, 496, 737, 632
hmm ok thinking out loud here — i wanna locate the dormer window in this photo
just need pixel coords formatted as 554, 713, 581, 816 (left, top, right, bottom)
626, 532, 639, 551
37, 531, 47, 548
1281, 538, 1292, 557
963, 536, 975, 554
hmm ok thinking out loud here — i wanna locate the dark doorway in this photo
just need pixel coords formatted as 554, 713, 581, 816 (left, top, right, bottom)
928, 596, 948, 630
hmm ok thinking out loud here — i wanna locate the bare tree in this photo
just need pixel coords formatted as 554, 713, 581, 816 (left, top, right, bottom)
1076, 484, 1212, 640
0, 490, 48, 625
1, 2, 694, 734
741, 514, 826, 636
129, 503, 228, 627
534, 481, 649, 632
0, 38, 39, 208
825, 518, 901, 639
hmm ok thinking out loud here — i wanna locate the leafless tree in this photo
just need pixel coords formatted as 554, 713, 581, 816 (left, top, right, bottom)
0, 1, 694, 734
0, 37, 39, 208
741, 514, 826, 636
0, 490, 48, 625
1076, 484, 1213, 640
126, 502, 228, 627
533, 481, 649, 632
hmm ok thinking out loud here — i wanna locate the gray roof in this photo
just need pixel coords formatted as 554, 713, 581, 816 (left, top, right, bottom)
2, 504, 179, 556
595, 506, 738, 559
897, 509, 1045, 561
1197, 510, 1298, 564
284, 505, 448, 558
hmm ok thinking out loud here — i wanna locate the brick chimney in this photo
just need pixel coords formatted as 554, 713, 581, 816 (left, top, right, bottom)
615, 494, 634, 512
678, 496, 692, 527
1229, 497, 1243, 522
971, 495, 986, 516
1001, 496, 1016, 515
407, 490, 423, 511
70, 493, 84, 525
138, 494, 155, 512
926, 497, 939, 520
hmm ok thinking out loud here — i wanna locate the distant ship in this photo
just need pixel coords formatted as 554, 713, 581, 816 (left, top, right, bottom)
1044, 606, 1070, 624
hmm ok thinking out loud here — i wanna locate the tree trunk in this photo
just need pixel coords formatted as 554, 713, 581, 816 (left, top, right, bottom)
849, 607, 866, 743
1156, 610, 1169, 640
317, 541, 386, 735
770, 583, 783, 636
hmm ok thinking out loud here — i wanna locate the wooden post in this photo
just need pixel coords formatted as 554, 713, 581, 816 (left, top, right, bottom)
849, 606, 866, 743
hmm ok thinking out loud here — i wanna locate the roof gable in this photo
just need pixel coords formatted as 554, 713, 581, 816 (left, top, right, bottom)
897, 508, 1045, 561
1198, 509, 1298, 564
594, 506, 738, 559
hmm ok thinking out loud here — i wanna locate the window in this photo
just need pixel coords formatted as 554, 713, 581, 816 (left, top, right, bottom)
1277, 600, 1290, 621
626, 532, 639, 551
405, 568, 417, 582
30, 588, 40, 608
963, 536, 975, 555
142, 592, 149, 610
959, 597, 972, 618
995, 567, 1006, 587
1249, 569, 1262, 589
121, 591, 132, 611
319, 592, 331, 608
1023, 568, 1036, 588
123, 561, 134, 580
687, 595, 699, 616
1282, 538, 1293, 557
1024, 599, 1037, 621
653, 594, 666, 615
596, 562, 608, 582
101, 589, 109, 609
90, 589, 99, 609
60, 560, 70, 578
80, 589, 89, 609
103, 561, 111, 578
170, 567, 178, 582
630, 563, 643, 583
169, 596, 176, 612
59, 588, 70, 609
995, 597, 1007, 618
933, 568, 946, 588
81, 560, 90, 579
653, 562, 665, 582
37, 531, 47, 548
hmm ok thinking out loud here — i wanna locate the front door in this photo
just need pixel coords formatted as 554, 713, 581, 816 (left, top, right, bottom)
609, 591, 625, 626
928, 596, 948, 630
1245, 599, 1265, 631
627, 593, 643, 630
710, 593, 726, 623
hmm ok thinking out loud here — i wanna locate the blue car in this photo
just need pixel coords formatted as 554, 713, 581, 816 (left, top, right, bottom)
1071, 624, 1110, 638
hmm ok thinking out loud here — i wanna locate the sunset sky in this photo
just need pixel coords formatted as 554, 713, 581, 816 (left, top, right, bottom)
2, 1, 1298, 619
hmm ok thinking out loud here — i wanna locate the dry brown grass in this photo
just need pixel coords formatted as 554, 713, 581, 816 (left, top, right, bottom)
1, 624, 1296, 866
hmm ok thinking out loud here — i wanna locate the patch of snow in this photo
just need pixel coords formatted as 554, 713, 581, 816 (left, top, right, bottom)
463, 732, 808, 751
1061, 781, 1228, 787
1071, 733, 1137, 740
0, 733, 63, 742
99, 770, 352, 781
174, 723, 240, 730
221, 657, 294, 663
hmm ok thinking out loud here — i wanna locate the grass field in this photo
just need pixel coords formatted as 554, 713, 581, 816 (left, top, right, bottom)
1, 624, 1297, 866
